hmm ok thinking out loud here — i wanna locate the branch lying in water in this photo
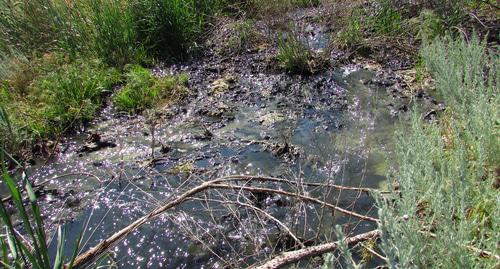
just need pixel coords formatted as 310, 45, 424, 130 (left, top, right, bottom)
210, 184, 378, 222
215, 175, 381, 193
249, 229, 381, 269
68, 176, 379, 268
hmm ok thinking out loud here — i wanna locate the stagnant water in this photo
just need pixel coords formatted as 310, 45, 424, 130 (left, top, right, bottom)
2, 66, 412, 268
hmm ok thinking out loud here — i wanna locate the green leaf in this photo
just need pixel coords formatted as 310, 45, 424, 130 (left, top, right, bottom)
25, 176, 37, 203
5, 229, 17, 261
2, 170, 46, 267
24, 174, 50, 268
67, 229, 84, 269
53, 227, 65, 269
0, 235, 10, 266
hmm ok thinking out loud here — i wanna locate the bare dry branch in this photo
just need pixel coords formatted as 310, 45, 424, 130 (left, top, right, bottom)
248, 229, 381, 269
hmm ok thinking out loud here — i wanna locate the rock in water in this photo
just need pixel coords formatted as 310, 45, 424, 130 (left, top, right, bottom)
78, 132, 117, 153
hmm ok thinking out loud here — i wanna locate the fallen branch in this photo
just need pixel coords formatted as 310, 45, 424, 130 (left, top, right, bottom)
248, 229, 381, 269
216, 175, 378, 193
69, 176, 377, 268
210, 184, 378, 222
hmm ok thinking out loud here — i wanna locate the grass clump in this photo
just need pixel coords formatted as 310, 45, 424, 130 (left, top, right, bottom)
221, 19, 261, 55
0, 55, 119, 154
414, 9, 444, 42
334, 7, 365, 49
371, 2, 402, 35
0, 0, 226, 68
276, 34, 314, 74
293, 0, 320, 8
113, 65, 190, 113
131, 0, 225, 58
81, 0, 148, 66
0, 0, 81, 57
241, 0, 318, 19
376, 36, 499, 268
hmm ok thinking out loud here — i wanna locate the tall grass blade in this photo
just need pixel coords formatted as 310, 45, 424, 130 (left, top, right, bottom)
25, 175, 51, 267
2, 170, 46, 267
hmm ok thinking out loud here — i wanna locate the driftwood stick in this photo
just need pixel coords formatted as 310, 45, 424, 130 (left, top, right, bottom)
69, 177, 377, 268
249, 229, 381, 269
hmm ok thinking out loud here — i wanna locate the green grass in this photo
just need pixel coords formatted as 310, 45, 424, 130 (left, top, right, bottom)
293, 0, 320, 8
241, 0, 319, 19
0, 0, 226, 68
113, 65, 190, 113
80, 0, 148, 66
0, 55, 120, 155
132, 0, 225, 58
376, 36, 499, 268
276, 33, 313, 74
221, 19, 261, 55
414, 9, 445, 42
334, 7, 365, 49
371, 2, 402, 35
0, 0, 223, 157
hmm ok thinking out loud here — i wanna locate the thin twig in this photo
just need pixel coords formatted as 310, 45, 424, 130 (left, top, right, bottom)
193, 197, 305, 248
359, 242, 387, 262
